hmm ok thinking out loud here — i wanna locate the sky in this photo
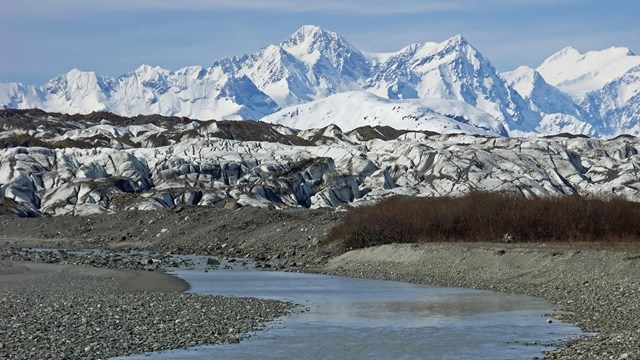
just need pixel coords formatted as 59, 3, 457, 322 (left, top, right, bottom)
2, 0, 639, 85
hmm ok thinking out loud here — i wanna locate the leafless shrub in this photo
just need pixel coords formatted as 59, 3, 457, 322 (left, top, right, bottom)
325, 192, 640, 249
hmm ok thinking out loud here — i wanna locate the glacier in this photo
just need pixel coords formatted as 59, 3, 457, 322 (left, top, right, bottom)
1, 109, 639, 216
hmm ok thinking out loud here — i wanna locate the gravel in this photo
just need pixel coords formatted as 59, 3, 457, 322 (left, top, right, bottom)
0, 263, 293, 360
0, 206, 343, 268
0, 207, 338, 360
0, 247, 225, 272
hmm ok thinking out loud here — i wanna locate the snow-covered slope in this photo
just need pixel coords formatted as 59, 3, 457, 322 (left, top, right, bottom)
502, 66, 594, 135
583, 65, 640, 135
1, 25, 640, 137
0, 82, 44, 109
537, 47, 640, 97
261, 91, 508, 136
536, 47, 640, 137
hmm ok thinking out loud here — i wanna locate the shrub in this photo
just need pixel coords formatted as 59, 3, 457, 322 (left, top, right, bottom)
325, 192, 640, 249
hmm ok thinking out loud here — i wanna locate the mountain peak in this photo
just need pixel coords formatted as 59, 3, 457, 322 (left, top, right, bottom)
135, 64, 155, 72
432, 34, 478, 58
600, 46, 635, 58
278, 24, 369, 82
294, 25, 326, 36
60, 68, 100, 80
558, 46, 580, 55
447, 34, 468, 45
131, 65, 171, 82
399, 35, 477, 65
52, 69, 99, 84
134, 64, 168, 74
505, 66, 538, 78
283, 25, 346, 50
501, 66, 543, 98
540, 47, 580, 65
66, 68, 89, 75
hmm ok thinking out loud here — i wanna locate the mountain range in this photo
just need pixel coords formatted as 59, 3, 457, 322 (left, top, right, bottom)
1, 25, 639, 138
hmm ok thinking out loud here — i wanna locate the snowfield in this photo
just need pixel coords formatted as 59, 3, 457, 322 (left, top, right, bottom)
260, 91, 508, 136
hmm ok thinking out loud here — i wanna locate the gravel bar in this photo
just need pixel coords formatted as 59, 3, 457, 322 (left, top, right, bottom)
0, 262, 293, 360
322, 243, 640, 360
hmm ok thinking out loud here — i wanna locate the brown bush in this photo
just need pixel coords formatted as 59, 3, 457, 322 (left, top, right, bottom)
325, 192, 640, 249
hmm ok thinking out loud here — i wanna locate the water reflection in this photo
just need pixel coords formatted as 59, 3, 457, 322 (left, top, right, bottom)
115, 270, 582, 360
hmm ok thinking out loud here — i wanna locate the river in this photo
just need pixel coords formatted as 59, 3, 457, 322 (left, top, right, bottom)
115, 267, 582, 359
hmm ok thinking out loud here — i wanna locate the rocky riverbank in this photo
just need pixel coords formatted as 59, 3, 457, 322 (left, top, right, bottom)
0, 206, 342, 269
0, 260, 293, 360
0, 247, 246, 272
323, 243, 640, 359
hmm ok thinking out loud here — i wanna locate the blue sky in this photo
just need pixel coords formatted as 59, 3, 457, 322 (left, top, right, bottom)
2, 0, 639, 84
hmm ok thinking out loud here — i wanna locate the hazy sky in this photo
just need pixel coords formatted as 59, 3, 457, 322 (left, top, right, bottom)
2, 0, 639, 84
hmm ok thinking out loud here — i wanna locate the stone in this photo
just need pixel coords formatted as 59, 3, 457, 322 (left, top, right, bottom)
223, 200, 241, 210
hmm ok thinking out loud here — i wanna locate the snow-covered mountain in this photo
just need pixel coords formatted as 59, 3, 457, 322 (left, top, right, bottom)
364, 35, 538, 134
536, 46, 640, 97
0, 66, 279, 120
1, 25, 639, 137
534, 46, 640, 136
501, 66, 594, 135
585, 66, 640, 135
249, 25, 371, 106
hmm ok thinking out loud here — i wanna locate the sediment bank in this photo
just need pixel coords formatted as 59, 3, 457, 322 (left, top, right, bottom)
323, 243, 640, 359
0, 260, 293, 360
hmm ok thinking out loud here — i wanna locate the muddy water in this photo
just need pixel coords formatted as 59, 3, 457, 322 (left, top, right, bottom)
118, 269, 582, 359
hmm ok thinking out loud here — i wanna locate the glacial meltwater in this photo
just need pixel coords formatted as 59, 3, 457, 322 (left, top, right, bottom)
116, 269, 582, 360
